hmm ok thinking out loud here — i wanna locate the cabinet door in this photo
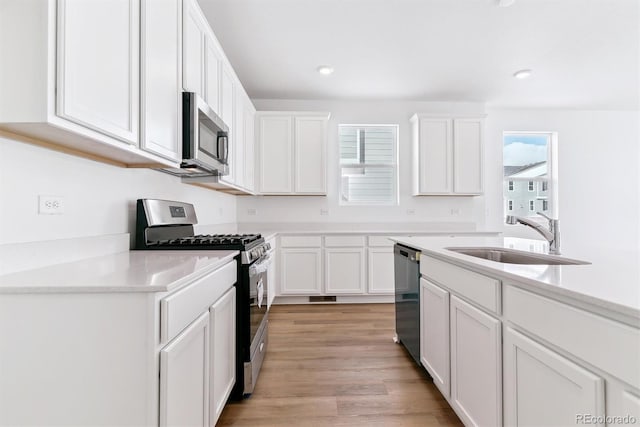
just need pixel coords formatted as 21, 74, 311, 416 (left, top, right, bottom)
209, 287, 236, 426
232, 89, 245, 188
418, 118, 452, 194
160, 312, 210, 427
294, 116, 327, 194
259, 116, 293, 193
220, 68, 235, 182
504, 327, 605, 427
280, 248, 321, 294
266, 244, 277, 308
450, 296, 501, 427
204, 36, 221, 114
140, 0, 181, 161
325, 248, 365, 294
182, 0, 205, 98
420, 279, 450, 398
57, 0, 139, 144
244, 103, 256, 192
367, 247, 394, 294
453, 118, 483, 194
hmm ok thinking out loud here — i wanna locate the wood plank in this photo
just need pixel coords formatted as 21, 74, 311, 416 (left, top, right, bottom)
218, 304, 462, 426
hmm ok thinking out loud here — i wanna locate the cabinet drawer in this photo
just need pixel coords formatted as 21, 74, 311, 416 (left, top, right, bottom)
280, 235, 321, 247
368, 236, 395, 247
420, 256, 500, 314
160, 260, 236, 343
504, 284, 640, 389
324, 235, 365, 247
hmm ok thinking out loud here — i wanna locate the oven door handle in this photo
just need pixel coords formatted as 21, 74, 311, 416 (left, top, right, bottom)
249, 254, 272, 275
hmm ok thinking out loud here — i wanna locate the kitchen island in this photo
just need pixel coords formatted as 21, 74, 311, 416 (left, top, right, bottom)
390, 235, 640, 426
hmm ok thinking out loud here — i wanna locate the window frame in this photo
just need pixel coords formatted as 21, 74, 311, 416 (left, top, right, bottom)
338, 124, 400, 206
502, 131, 559, 220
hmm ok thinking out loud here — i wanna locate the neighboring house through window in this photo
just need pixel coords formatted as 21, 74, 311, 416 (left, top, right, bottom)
503, 132, 558, 219
339, 125, 399, 205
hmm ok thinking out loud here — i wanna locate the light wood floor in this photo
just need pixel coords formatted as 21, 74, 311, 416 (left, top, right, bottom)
218, 303, 463, 426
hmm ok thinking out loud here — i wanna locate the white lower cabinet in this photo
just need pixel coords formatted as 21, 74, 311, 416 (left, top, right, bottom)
209, 287, 236, 425
160, 312, 210, 427
367, 247, 395, 294
280, 248, 322, 294
325, 248, 365, 294
420, 278, 450, 397
503, 327, 605, 427
450, 295, 502, 427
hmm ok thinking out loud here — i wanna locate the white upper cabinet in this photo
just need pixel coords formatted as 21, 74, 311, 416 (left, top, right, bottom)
453, 119, 483, 194
182, 0, 206, 98
57, 0, 139, 144
411, 114, 485, 196
140, 0, 181, 162
414, 118, 452, 194
294, 116, 327, 194
258, 115, 294, 193
0, 1, 173, 166
257, 112, 329, 195
179, 0, 257, 194
243, 99, 256, 192
204, 39, 222, 114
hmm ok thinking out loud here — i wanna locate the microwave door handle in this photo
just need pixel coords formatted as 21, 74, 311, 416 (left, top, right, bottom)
221, 136, 229, 163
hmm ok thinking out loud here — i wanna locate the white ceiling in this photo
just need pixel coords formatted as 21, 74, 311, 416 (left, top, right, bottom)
198, 0, 639, 109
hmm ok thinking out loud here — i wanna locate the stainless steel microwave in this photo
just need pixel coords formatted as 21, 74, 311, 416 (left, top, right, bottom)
160, 92, 229, 177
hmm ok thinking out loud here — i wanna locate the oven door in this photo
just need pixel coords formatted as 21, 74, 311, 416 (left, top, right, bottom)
248, 255, 271, 347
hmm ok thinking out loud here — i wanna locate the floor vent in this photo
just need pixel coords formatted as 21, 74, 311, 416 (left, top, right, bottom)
309, 295, 337, 303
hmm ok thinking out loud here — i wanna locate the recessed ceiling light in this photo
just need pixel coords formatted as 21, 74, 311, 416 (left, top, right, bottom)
317, 65, 334, 75
513, 69, 532, 79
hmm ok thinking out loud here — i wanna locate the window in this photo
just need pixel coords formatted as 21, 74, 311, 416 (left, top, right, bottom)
339, 125, 398, 205
503, 132, 558, 219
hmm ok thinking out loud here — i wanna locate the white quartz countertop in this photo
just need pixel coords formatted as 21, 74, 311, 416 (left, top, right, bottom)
391, 236, 640, 320
0, 250, 238, 293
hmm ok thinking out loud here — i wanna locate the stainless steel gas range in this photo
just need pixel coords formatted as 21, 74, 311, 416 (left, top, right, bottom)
135, 199, 271, 399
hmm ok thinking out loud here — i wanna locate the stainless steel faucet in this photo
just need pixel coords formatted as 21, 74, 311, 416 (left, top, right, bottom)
506, 212, 561, 255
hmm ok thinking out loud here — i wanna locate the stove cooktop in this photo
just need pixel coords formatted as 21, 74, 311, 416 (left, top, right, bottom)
146, 234, 263, 249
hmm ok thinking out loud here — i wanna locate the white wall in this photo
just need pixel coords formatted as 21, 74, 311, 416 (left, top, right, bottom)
0, 135, 237, 245
238, 99, 488, 227
485, 109, 639, 256
240, 99, 639, 255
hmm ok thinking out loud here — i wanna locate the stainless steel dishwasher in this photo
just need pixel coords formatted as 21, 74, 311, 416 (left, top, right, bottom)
394, 244, 421, 365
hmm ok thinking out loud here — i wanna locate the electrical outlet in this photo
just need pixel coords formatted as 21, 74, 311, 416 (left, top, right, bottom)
247, 209, 257, 216
406, 209, 415, 215
450, 208, 461, 216
39, 195, 64, 215
320, 209, 329, 216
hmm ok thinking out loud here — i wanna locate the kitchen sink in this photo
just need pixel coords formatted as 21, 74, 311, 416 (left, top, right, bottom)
445, 247, 590, 265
